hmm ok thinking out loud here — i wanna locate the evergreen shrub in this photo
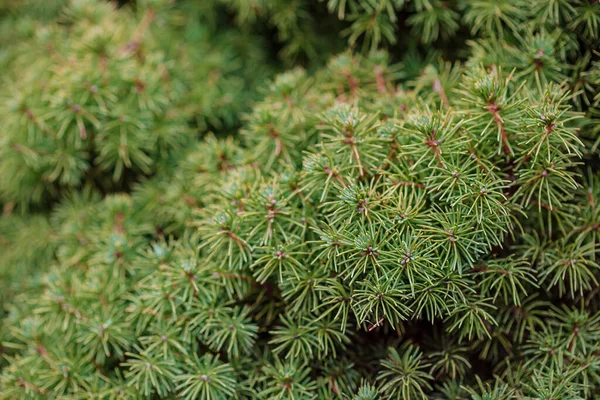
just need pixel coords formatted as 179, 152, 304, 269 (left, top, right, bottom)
1, 0, 600, 398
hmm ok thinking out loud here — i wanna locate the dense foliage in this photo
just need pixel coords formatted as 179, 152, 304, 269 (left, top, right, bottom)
1, 0, 600, 399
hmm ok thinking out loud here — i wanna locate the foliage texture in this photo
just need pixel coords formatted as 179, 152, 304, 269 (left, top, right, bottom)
1, 0, 600, 399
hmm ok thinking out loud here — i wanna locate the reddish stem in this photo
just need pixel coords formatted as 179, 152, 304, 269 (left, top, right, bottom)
221, 229, 247, 248
393, 180, 426, 189
433, 78, 450, 107
345, 71, 359, 98
529, 200, 554, 211
374, 66, 387, 94
487, 102, 511, 155
269, 127, 283, 156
